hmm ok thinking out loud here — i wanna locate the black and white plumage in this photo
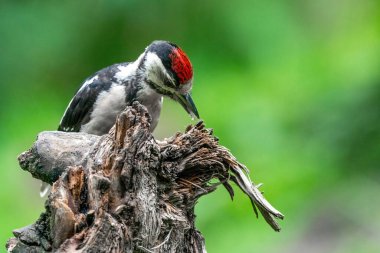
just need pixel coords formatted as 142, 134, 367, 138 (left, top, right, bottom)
40, 41, 199, 196
58, 40, 199, 135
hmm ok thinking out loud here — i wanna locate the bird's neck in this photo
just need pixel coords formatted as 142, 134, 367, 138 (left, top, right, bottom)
135, 80, 163, 131
136, 83, 162, 103
135, 53, 164, 102
115, 53, 163, 130
134, 53, 163, 110
114, 52, 163, 104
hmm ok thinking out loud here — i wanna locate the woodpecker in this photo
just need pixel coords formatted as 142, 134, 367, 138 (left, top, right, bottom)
40, 40, 199, 196
58, 40, 199, 135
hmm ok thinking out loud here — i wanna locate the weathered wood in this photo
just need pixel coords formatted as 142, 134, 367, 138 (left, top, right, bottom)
6, 102, 283, 253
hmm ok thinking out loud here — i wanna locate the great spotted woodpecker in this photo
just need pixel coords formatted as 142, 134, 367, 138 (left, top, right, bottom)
40, 41, 199, 196
58, 40, 199, 135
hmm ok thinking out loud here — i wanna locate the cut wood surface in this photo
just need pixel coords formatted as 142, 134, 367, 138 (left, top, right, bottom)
6, 102, 283, 253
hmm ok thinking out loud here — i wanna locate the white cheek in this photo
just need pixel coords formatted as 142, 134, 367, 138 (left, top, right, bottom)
145, 52, 175, 87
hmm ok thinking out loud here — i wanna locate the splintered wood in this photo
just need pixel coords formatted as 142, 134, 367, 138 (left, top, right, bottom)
7, 102, 283, 253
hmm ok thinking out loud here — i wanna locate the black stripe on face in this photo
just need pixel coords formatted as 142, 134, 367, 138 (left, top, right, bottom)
145, 78, 173, 96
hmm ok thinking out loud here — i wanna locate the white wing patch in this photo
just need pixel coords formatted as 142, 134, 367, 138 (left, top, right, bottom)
83, 75, 99, 86
77, 75, 99, 93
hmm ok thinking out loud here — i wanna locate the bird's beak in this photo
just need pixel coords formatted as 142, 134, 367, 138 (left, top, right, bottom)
175, 93, 200, 119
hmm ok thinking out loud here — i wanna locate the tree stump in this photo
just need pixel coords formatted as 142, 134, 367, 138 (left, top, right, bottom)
6, 102, 283, 253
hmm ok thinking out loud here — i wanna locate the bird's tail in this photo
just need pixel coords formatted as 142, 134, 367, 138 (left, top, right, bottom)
40, 182, 51, 198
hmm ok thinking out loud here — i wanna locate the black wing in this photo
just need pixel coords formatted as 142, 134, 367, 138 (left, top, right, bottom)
58, 63, 129, 132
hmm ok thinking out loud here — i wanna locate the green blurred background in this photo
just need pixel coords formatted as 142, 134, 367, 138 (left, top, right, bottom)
1, 0, 379, 252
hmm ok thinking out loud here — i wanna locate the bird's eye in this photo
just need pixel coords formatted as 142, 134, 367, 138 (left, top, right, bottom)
169, 48, 193, 85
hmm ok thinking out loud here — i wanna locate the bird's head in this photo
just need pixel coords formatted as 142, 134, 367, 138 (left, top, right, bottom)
142, 40, 199, 119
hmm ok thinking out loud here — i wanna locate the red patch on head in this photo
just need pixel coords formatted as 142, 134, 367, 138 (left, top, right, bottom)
169, 47, 193, 84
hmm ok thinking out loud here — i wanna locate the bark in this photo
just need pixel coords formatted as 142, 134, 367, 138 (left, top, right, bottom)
6, 102, 284, 253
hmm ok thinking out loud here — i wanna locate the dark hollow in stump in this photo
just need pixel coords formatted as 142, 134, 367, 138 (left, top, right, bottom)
6, 102, 284, 253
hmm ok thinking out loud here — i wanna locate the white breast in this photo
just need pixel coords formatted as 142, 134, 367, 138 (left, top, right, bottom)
81, 83, 127, 135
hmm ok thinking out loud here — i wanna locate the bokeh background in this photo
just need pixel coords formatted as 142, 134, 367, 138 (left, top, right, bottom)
1, 0, 379, 252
